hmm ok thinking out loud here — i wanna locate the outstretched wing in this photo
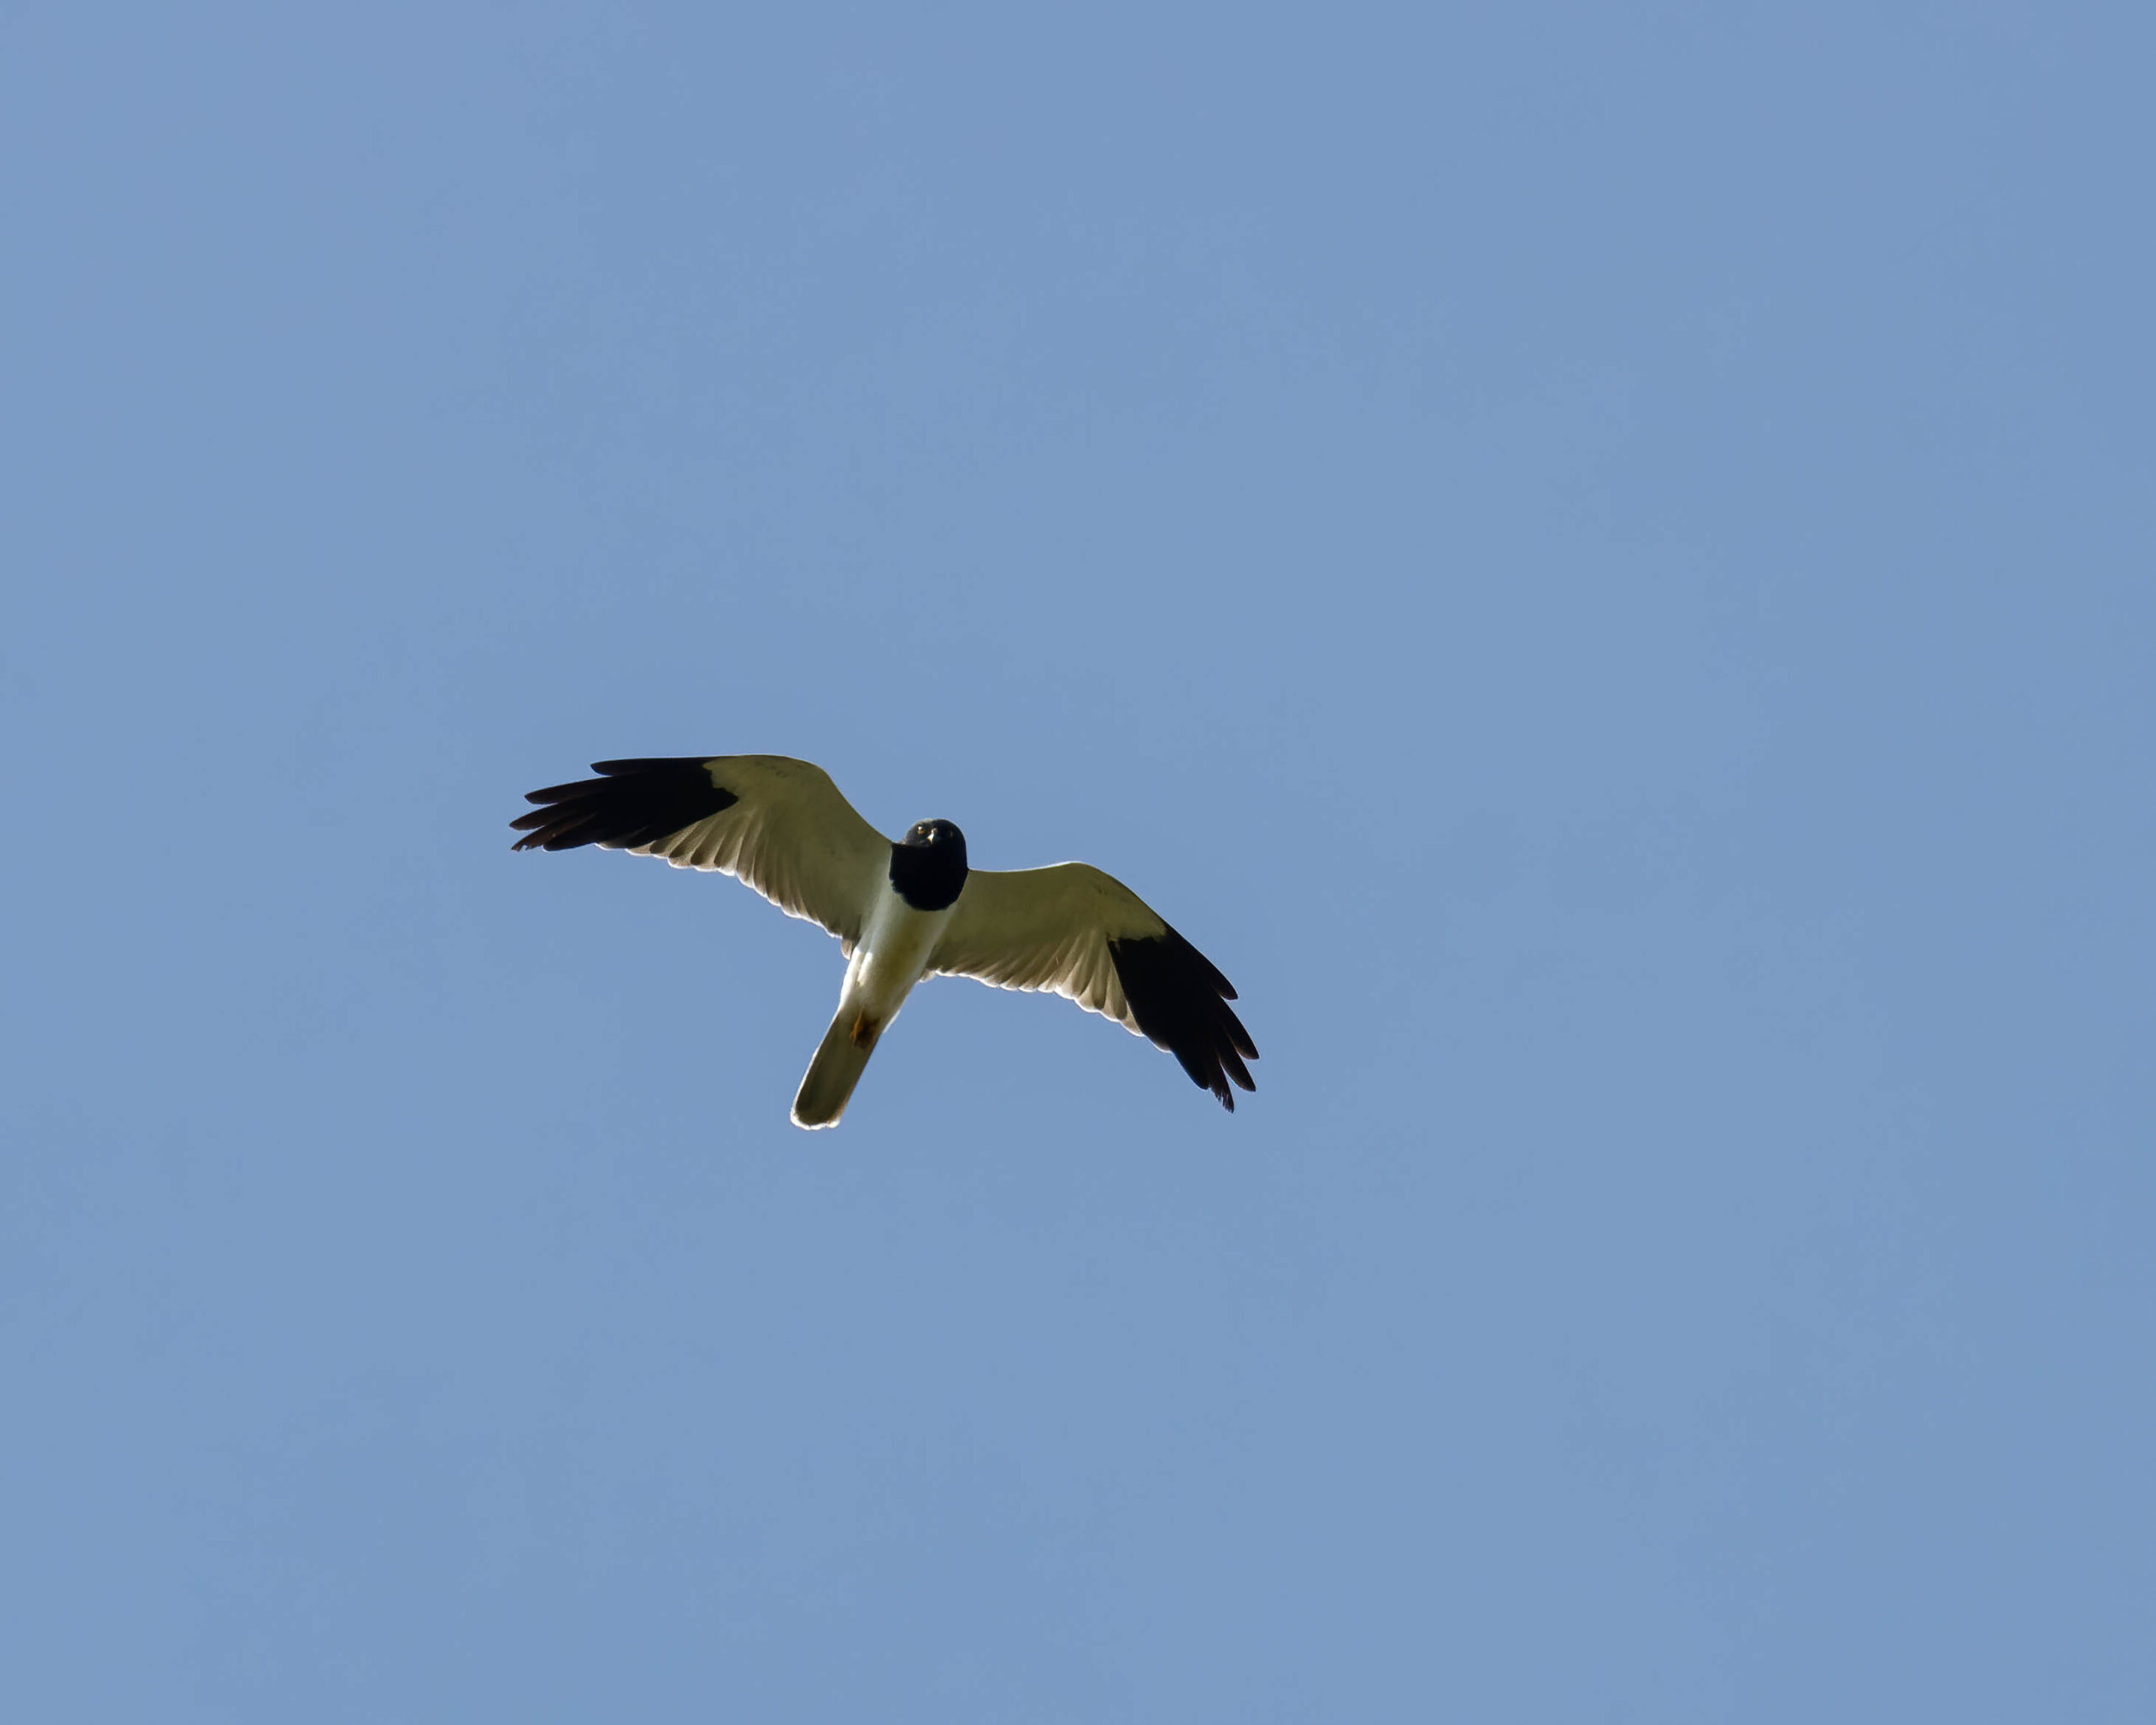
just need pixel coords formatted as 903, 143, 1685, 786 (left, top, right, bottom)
931, 862, 1257, 1109
511, 755, 888, 947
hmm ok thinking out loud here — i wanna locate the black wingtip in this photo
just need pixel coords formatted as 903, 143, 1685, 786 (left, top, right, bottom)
510, 756, 739, 852
1108, 926, 1257, 1114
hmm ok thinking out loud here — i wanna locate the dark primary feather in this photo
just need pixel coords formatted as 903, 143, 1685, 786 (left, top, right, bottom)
1107, 927, 1258, 1110
510, 757, 738, 852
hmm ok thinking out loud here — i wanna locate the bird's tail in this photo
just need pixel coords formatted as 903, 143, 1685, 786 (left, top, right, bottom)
791, 1005, 883, 1130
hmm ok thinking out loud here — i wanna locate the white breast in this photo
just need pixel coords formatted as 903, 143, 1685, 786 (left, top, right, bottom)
839, 884, 956, 1028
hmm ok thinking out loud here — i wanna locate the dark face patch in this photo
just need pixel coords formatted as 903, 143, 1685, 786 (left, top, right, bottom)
889, 819, 969, 911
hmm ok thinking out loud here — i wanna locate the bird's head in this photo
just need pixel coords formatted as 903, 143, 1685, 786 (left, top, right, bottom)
904, 818, 966, 855
890, 819, 969, 911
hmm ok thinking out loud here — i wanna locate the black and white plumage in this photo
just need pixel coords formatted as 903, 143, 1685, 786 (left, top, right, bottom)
511, 755, 1257, 1129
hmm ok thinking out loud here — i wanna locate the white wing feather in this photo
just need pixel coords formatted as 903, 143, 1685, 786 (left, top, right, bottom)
929, 862, 1169, 1033
630, 756, 889, 947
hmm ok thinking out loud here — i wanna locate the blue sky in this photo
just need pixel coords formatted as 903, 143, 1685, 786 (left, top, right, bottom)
4, 3, 2152, 1718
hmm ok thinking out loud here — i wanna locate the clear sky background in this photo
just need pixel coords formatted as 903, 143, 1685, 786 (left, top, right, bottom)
4, 3, 2152, 1719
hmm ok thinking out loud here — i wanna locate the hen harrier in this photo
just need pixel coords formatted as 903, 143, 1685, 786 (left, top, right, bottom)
512, 756, 1257, 1128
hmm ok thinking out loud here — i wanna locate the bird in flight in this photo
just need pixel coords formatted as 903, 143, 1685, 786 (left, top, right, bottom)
510, 756, 1257, 1129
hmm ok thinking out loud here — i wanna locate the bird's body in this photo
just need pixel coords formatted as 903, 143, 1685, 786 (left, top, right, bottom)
843, 876, 956, 1043
793, 824, 964, 1125
511, 755, 1256, 1129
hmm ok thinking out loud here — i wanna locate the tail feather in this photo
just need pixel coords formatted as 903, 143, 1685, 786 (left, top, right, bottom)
791, 1007, 881, 1130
